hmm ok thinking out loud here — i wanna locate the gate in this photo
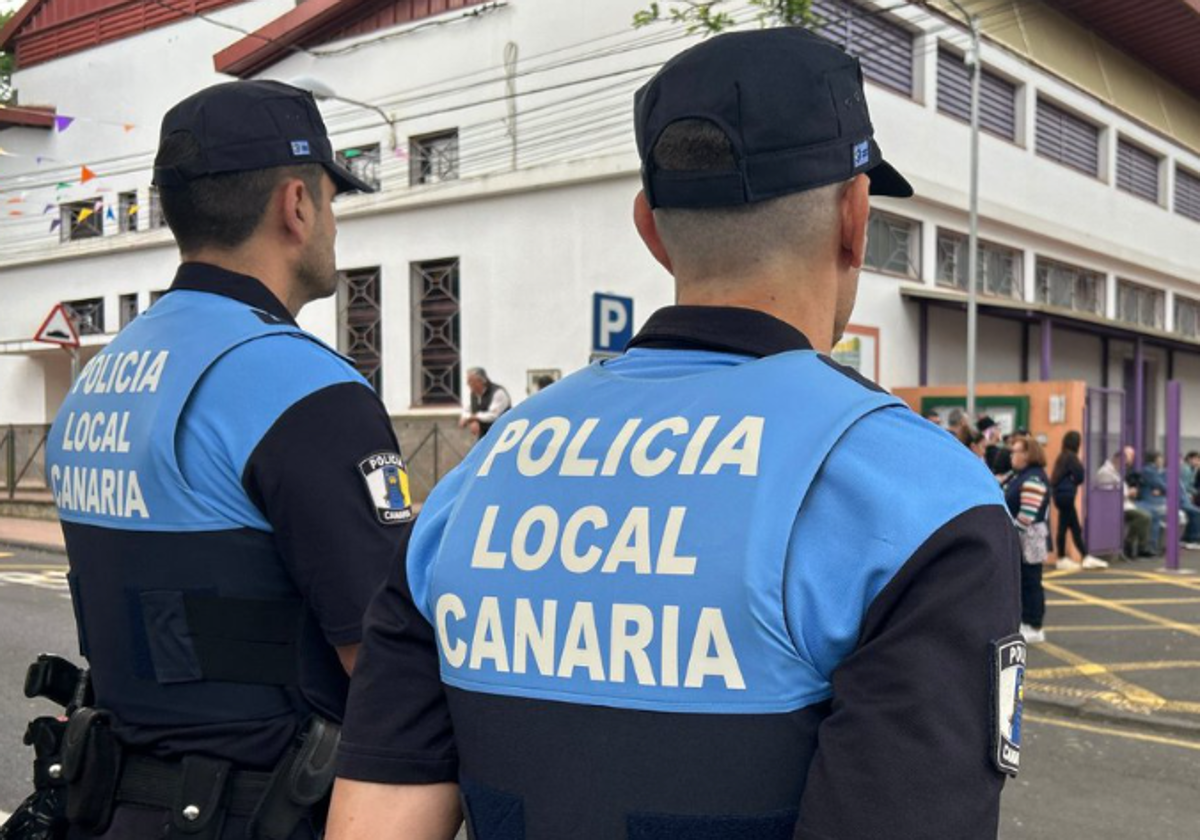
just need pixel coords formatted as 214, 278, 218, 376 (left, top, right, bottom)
1085, 387, 1126, 557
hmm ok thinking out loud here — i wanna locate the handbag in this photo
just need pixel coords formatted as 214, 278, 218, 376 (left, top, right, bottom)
1019, 521, 1049, 566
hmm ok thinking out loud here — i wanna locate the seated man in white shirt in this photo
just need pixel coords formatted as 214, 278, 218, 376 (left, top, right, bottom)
459, 367, 512, 439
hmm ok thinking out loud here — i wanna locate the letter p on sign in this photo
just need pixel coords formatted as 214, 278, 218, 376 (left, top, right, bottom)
593, 293, 634, 356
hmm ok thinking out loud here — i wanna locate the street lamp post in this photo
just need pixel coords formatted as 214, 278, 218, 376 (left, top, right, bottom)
946, 1, 983, 420
289, 76, 399, 152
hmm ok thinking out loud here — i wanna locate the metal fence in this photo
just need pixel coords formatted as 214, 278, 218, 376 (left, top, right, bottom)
391, 418, 476, 504
1, 424, 52, 499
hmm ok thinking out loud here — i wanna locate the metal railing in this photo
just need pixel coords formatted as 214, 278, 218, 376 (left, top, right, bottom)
402, 424, 472, 503
1, 424, 52, 500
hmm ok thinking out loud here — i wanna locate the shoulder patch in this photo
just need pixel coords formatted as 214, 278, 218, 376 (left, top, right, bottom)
991, 634, 1026, 776
358, 451, 414, 525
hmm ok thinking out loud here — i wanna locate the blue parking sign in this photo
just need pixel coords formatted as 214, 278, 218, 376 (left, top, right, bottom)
592, 293, 634, 355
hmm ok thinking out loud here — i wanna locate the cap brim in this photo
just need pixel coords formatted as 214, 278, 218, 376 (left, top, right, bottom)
867, 159, 914, 198
323, 161, 376, 195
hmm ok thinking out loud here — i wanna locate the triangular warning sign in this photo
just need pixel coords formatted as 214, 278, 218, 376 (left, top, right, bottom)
34, 303, 81, 347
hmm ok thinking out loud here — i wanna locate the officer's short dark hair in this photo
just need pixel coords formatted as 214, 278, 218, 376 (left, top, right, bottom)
157, 131, 327, 254
649, 120, 845, 276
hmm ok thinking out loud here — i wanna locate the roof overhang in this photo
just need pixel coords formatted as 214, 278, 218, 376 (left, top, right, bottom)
214, 0, 366, 78
901, 283, 1200, 353
0, 0, 42, 52
0, 103, 55, 130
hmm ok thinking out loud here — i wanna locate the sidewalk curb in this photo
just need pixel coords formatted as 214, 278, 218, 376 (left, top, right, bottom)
0, 539, 65, 556
1026, 691, 1200, 738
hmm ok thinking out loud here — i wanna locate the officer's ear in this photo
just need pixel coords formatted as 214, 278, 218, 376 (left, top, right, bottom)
839, 174, 870, 271
276, 174, 321, 244
634, 191, 673, 274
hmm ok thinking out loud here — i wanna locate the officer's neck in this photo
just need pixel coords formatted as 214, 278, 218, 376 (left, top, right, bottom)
182, 248, 306, 317
675, 271, 839, 354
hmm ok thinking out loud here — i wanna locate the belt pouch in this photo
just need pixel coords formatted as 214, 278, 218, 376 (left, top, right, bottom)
61, 708, 122, 833
247, 718, 340, 840
165, 756, 232, 840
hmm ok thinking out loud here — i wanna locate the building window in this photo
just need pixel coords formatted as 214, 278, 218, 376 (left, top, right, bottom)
1035, 258, 1104, 316
936, 230, 1022, 299
119, 293, 139, 329
1115, 139, 1160, 203
64, 298, 105, 335
59, 199, 102, 242
1175, 295, 1200, 340
865, 210, 920, 278
337, 144, 382, 192
411, 259, 461, 406
1035, 98, 1101, 177
410, 130, 460, 186
338, 267, 383, 392
148, 186, 168, 229
1177, 167, 1200, 223
936, 49, 1018, 141
118, 190, 139, 233
1115, 279, 1165, 331
812, 0, 914, 97
150, 290, 168, 306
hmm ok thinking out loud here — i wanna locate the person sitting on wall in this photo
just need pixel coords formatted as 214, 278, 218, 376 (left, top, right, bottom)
1095, 446, 1153, 560
459, 367, 512, 440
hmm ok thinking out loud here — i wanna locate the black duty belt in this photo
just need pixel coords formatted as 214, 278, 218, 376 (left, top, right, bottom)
118, 755, 271, 818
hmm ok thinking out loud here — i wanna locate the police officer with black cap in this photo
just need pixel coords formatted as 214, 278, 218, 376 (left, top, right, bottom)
40, 81, 412, 839
328, 29, 1022, 840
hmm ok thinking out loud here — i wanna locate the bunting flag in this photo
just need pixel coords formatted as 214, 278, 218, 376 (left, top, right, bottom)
43, 204, 55, 215
123, 124, 135, 133
54, 116, 75, 133
77, 208, 94, 223
128, 204, 139, 215
50, 218, 61, 232
342, 149, 363, 159
105, 207, 116, 222
80, 166, 96, 184
8, 210, 23, 217
56, 182, 72, 190
5, 195, 24, 204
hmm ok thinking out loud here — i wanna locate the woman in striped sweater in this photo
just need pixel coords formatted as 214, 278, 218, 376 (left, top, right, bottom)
1004, 435, 1052, 644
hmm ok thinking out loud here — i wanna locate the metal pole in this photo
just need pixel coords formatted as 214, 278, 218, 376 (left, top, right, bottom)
69, 347, 80, 385
965, 15, 982, 418
1165, 380, 1181, 572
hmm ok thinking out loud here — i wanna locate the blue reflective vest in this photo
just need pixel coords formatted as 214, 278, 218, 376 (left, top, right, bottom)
411, 350, 902, 713
45, 290, 361, 757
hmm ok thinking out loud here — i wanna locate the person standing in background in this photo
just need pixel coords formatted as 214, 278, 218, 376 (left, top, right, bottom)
1007, 435, 1052, 643
1050, 431, 1108, 570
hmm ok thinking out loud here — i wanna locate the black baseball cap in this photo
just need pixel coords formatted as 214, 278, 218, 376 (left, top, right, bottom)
153, 80, 374, 195
635, 28, 913, 208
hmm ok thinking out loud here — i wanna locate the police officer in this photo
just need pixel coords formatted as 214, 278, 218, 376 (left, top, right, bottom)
329, 29, 1022, 840
43, 81, 412, 839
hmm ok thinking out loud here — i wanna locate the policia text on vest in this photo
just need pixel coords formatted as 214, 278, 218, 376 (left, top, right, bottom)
48, 350, 170, 520
436, 413, 761, 692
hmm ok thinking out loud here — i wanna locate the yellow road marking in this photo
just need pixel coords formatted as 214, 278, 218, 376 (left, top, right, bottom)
1046, 597, 1200, 607
1024, 712, 1200, 752
1036, 578, 1197, 586
0, 552, 11, 559
1043, 580, 1200, 639
1040, 624, 1200, 632
0, 564, 68, 571
1029, 660, 1200, 680
1035, 641, 1167, 709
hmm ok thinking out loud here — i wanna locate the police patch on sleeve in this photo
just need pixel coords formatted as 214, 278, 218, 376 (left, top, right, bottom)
357, 451, 413, 525
991, 634, 1026, 776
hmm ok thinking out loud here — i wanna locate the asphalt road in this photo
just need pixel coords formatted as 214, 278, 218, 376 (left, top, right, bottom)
3, 545, 1199, 838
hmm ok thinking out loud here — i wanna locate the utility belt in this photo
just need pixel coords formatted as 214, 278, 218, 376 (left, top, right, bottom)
63, 710, 339, 840
3, 655, 338, 840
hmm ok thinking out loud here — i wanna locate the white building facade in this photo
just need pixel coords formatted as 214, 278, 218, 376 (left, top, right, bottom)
2, 0, 1200, 481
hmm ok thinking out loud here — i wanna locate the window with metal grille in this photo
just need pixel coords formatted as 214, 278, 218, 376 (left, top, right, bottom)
411, 259, 461, 406
1035, 98, 1100, 177
936, 49, 1018, 141
1177, 167, 1200, 223
812, 0, 914, 97
1035, 258, 1104, 315
936, 230, 1022, 299
410, 130, 460, 186
338, 267, 384, 393
865, 210, 920, 278
148, 186, 168, 229
119, 293, 139, 329
118, 190, 139, 233
1175, 295, 1200, 339
337, 144, 382, 192
64, 298, 105, 335
1115, 140, 1160, 203
59, 199, 103, 243
1115, 279, 1164, 330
